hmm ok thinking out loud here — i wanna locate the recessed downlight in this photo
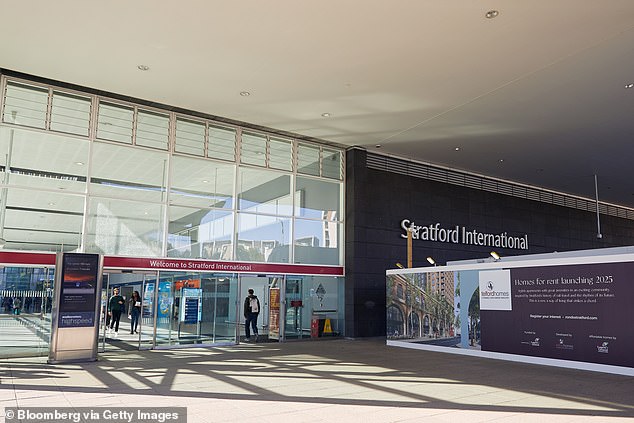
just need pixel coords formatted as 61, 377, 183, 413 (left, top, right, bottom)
499, 159, 504, 162
202, 180, 209, 183
321, 112, 331, 117
75, 161, 84, 166
485, 10, 499, 19
137, 65, 150, 71
455, 147, 461, 151
626, 83, 634, 89
240, 91, 251, 96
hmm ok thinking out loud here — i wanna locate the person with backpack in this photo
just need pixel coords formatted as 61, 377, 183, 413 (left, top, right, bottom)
243, 288, 261, 342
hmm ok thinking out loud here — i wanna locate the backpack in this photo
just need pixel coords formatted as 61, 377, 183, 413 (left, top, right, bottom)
249, 297, 259, 313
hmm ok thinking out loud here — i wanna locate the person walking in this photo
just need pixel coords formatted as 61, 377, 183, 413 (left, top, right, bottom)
243, 288, 260, 342
127, 291, 142, 334
107, 287, 125, 336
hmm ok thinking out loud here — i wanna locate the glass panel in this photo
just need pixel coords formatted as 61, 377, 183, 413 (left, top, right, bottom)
239, 275, 272, 342
237, 213, 290, 263
294, 219, 342, 265
208, 125, 236, 162
155, 272, 238, 346
238, 167, 292, 216
175, 118, 205, 156
3, 82, 48, 129
155, 275, 174, 346
269, 137, 292, 171
0, 266, 55, 358
0, 128, 89, 193
240, 132, 266, 166
90, 142, 168, 202
295, 177, 341, 220
85, 197, 164, 256
168, 206, 234, 259
284, 277, 304, 339
322, 149, 343, 180
170, 156, 235, 209
1, 187, 84, 252
136, 110, 169, 150
50, 91, 91, 136
304, 276, 343, 337
97, 102, 133, 144
297, 143, 320, 176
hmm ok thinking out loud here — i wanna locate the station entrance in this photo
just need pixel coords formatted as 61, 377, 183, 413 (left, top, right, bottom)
0, 252, 344, 358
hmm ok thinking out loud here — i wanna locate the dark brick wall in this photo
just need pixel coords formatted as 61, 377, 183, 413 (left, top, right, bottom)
345, 148, 634, 338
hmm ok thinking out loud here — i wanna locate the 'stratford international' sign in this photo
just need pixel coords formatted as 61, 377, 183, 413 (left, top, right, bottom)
400, 219, 528, 250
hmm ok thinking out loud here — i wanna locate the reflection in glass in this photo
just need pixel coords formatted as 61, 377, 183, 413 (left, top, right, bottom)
170, 156, 235, 209
1, 188, 84, 252
168, 206, 234, 259
85, 197, 164, 256
294, 219, 341, 265
90, 142, 168, 202
0, 128, 89, 193
238, 168, 292, 215
237, 213, 290, 263
294, 177, 341, 220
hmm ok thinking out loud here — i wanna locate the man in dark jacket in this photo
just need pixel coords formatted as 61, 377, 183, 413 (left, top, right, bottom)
243, 289, 261, 342
107, 287, 125, 336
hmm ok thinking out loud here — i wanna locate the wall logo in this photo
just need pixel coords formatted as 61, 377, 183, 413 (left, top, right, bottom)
597, 342, 609, 354
479, 270, 512, 311
521, 337, 540, 347
399, 220, 529, 250
555, 337, 574, 351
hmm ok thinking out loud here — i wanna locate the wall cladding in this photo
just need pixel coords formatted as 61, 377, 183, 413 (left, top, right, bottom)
345, 149, 634, 338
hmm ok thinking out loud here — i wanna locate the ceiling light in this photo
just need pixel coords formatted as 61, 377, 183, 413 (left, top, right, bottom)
375, 144, 382, 148
499, 159, 504, 162
75, 161, 84, 166
202, 180, 209, 183
455, 147, 460, 151
626, 83, 634, 89
485, 10, 499, 19
490, 251, 501, 261
240, 91, 250, 96
137, 65, 150, 71
48, 202, 55, 206
321, 113, 331, 117
426, 256, 436, 266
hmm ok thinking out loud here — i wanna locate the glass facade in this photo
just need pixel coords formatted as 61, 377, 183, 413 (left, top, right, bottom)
0, 76, 344, 265
0, 74, 345, 357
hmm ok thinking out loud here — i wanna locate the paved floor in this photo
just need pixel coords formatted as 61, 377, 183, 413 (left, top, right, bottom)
0, 338, 633, 422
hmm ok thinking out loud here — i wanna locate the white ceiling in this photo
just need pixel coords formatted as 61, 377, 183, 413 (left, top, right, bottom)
2, 1, 634, 207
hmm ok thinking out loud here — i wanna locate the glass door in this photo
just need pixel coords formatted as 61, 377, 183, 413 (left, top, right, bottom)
0, 266, 54, 358
99, 271, 158, 353
284, 276, 304, 340
238, 274, 281, 343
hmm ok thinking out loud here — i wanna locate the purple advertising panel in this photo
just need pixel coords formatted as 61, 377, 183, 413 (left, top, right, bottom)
58, 253, 100, 328
481, 262, 634, 367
